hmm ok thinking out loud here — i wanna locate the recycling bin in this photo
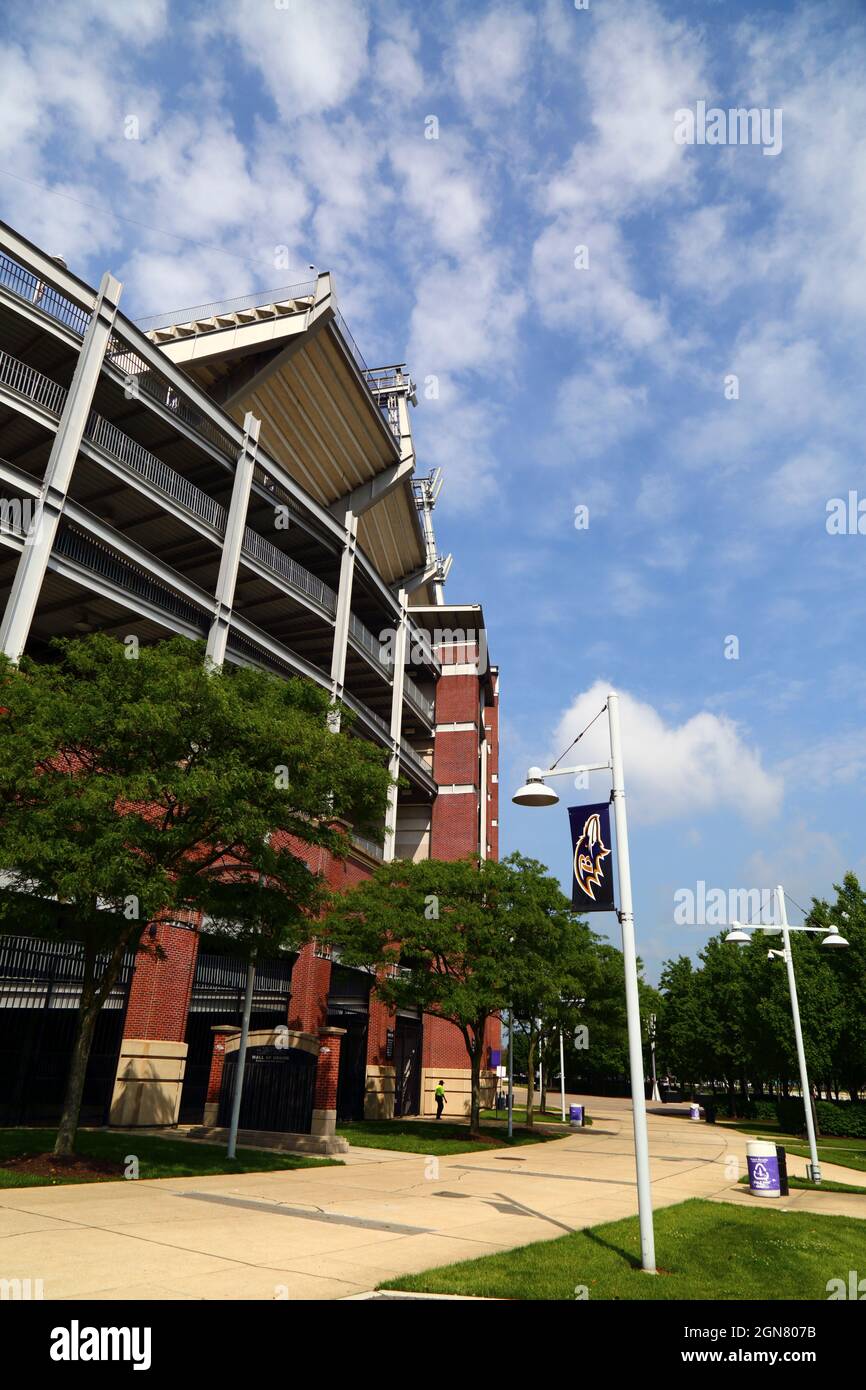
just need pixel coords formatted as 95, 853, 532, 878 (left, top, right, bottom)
747, 1139, 781, 1197
569, 1104, 584, 1127
689, 1103, 701, 1122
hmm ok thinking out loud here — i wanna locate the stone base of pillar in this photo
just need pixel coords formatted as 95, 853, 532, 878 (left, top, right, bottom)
109, 1040, 187, 1127
364, 1065, 396, 1119
311, 1107, 337, 1137
203, 1102, 219, 1126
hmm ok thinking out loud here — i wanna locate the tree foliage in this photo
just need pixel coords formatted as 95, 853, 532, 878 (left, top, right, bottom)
321, 852, 587, 1133
0, 634, 391, 1153
656, 874, 866, 1112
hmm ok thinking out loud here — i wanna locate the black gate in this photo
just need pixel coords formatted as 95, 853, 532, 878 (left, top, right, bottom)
179, 1010, 287, 1124
328, 964, 371, 1122
0, 935, 134, 1126
394, 1016, 422, 1117
331, 1010, 368, 1120
179, 949, 295, 1124
217, 1045, 316, 1134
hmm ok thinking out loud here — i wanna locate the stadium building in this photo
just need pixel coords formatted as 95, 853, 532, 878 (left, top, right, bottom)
0, 221, 500, 1144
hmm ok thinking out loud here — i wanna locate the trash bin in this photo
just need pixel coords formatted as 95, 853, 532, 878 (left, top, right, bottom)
775, 1144, 789, 1196
746, 1139, 781, 1197
496, 1092, 507, 1111
689, 1103, 701, 1122
569, 1104, 584, 1127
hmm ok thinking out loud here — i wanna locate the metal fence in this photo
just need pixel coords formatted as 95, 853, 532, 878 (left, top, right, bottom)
55, 524, 208, 632
134, 282, 317, 335
0, 349, 68, 417
0, 252, 91, 336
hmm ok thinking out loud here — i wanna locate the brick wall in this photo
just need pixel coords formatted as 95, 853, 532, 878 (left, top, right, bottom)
123, 915, 199, 1042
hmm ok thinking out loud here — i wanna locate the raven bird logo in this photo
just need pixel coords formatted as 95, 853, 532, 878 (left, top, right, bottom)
573, 812, 610, 902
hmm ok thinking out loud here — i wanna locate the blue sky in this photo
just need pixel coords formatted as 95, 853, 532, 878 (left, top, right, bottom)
3, 0, 865, 980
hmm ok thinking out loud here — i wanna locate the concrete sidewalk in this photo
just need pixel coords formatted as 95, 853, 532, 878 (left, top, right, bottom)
1, 1099, 862, 1300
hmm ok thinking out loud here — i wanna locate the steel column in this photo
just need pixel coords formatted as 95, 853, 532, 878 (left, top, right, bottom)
0, 269, 122, 661
383, 589, 408, 861
205, 412, 259, 668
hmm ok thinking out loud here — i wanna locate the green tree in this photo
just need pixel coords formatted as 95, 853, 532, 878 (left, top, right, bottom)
806, 873, 866, 1101
0, 634, 390, 1155
321, 852, 580, 1134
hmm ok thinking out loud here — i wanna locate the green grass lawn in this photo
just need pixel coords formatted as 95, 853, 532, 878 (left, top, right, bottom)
720, 1118, 866, 1174
335, 1118, 559, 1155
379, 1197, 866, 1300
0, 1128, 340, 1188
479, 1107, 572, 1127
737, 1173, 866, 1196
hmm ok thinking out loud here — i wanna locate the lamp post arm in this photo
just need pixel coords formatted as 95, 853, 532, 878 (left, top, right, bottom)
728, 922, 825, 934
534, 761, 612, 780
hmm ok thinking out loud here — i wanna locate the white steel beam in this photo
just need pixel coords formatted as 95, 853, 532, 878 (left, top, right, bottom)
0, 269, 122, 661
328, 509, 358, 730
205, 412, 260, 668
383, 589, 409, 862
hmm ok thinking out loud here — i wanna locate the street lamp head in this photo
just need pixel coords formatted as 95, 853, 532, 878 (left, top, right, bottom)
821, 931, 849, 949
512, 767, 559, 807
724, 928, 751, 945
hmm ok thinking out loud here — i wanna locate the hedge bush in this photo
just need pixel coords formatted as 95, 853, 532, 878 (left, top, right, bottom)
698, 1095, 866, 1137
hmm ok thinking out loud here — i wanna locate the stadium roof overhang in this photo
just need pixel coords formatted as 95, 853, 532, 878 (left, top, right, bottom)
145, 275, 428, 590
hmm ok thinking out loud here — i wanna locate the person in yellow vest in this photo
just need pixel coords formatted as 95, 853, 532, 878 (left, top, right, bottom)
434, 1080, 446, 1120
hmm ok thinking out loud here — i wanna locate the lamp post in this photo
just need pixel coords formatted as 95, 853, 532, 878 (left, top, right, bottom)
724, 883, 848, 1185
649, 1012, 660, 1103
512, 690, 656, 1273
507, 1007, 514, 1140
560, 1025, 567, 1122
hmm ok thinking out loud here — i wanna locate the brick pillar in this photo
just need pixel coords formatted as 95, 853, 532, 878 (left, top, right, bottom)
312, 1026, 345, 1136
110, 913, 200, 1128
203, 1025, 240, 1125
287, 941, 331, 1032
364, 987, 395, 1119
431, 665, 482, 861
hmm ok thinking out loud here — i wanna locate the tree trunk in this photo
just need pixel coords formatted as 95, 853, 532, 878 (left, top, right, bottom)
54, 918, 139, 1157
468, 1039, 483, 1137
525, 1030, 536, 1129
54, 1001, 102, 1156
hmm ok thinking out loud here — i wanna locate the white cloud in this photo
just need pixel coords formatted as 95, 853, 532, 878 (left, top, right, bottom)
544, 0, 705, 218
548, 682, 783, 826
372, 15, 425, 107
554, 362, 649, 460
532, 215, 670, 350
450, 6, 536, 118
220, 0, 369, 120
390, 136, 491, 259
405, 255, 526, 383
412, 376, 501, 509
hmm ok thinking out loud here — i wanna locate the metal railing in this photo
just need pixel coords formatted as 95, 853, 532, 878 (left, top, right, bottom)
192, 951, 293, 998
0, 252, 91, 337
407, 621, 441, 675
349, 831, 384, 861
242, 526, 336, 614
134, 282, 318, 335
400, 736, 434, 779
404, 672, 435, 722
349, 611, 392, 673
55, 524, 207, 631
0, 349, 68, 417
85, 412, 227, 531
105, 336, 237, 461
0, 933, 135, 1009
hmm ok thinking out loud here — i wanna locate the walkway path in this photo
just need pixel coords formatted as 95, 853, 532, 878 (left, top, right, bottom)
2, 1098, 862, 1299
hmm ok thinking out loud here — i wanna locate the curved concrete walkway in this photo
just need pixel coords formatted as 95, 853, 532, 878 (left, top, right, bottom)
1, 1098, 862, 1300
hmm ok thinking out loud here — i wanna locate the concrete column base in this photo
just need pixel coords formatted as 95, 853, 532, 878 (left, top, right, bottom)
311, 1108, 337, 1137
109, 1040, 187, 1127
